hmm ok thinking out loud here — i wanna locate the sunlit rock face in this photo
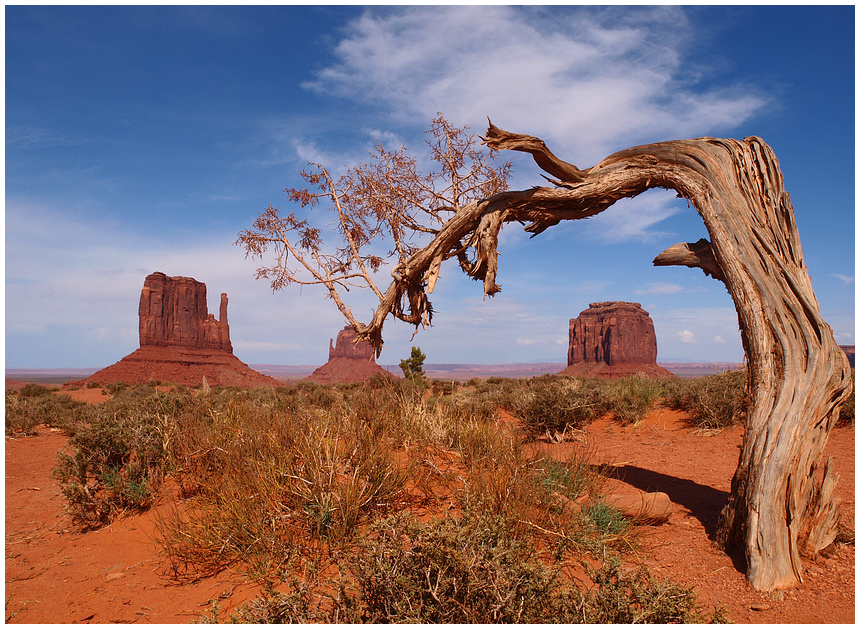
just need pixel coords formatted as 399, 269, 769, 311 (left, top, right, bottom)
561, 301, 674, 379
306, 326, 396, 383
70, 272, 278, 388
138, 271, 232, 352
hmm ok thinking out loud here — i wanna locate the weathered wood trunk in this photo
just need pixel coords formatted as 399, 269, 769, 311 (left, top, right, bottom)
356, 127, 852, 591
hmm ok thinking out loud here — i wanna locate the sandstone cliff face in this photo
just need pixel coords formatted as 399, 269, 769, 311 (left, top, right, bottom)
306, 326, 395, 383
139, 271, 231, 352
71, 271, 277, 388
562, 301, 673, 379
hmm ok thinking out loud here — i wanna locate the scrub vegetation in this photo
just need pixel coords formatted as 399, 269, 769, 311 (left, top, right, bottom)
6, 370, 779, 622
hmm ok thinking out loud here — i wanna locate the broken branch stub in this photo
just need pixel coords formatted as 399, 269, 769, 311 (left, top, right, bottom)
356, 125, 851, 592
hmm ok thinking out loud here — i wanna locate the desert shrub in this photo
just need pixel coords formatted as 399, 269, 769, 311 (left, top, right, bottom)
86, 381, 102, 389
665, 369, 747, 429
604, 375, 667, 424
337, 512, 569, 623
837, 369, 855, 427
511, 375, 609, 437
18, 383, 54, 398
5, 390, 91, 435
580, 559, 727, 623
52, 386, 200, 526
53, 401, 169, 526
158, 396, 408, 578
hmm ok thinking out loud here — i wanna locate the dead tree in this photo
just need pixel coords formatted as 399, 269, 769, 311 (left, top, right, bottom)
241, 120, 851, 592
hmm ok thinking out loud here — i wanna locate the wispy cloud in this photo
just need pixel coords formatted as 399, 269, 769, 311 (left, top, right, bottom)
634, 282, 684, 295
581, 189, 684, 242
830, 274, 854, 286
6, 125, 78, 149
305, 6, 766, 164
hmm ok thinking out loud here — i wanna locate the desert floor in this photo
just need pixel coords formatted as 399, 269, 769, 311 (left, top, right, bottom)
5, 387, 855, 624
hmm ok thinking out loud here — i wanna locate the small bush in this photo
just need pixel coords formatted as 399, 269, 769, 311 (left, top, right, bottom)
511, 375, 608, 437
605, 375, 665, 424
51, 386, 196, 526
665, 369, 747, 429
581, 559, 727, 623
5, 391, 90, 435
339, 512, 568, 623
18, 383, 54, 398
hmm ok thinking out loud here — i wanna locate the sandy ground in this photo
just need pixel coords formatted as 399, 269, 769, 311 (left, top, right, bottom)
5, 401, 855, 623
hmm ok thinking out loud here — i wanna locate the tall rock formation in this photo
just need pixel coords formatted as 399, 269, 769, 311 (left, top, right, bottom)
138, 272, 232, 351
70, 272, 279, 388
561, 301, 673, 378
306, 326, 396, 383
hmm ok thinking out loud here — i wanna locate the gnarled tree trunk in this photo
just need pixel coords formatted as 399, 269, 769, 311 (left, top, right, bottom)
355, 126, 852, 591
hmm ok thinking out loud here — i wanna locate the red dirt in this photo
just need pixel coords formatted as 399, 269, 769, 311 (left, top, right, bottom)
5, 404, 854, 623
66, 346, 280, 389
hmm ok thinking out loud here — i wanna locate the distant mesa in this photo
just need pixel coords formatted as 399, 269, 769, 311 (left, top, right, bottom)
839, 345, 855, 368
69, 271, 279, 388
560, 301, 674, 379
305, 326, 397, 384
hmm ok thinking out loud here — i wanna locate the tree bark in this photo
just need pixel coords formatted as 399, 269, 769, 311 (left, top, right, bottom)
356, 127, 852, 591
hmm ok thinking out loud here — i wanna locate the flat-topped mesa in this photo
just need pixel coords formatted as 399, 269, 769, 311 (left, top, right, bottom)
562, 301, 673, 379
139, 271, 232, 352
307, 326, 396, 383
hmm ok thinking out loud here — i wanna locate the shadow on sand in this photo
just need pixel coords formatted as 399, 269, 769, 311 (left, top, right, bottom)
598, 463, 747, 574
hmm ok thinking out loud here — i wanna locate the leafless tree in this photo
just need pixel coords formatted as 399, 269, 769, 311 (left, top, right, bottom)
239, 117, 852, 592
237, 113, 512, 335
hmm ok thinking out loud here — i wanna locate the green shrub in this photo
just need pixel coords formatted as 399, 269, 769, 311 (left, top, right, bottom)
665, 369, 747, 429
581, 559, 728, 623
5, 390, 90, 435
338, 512, 568, 623
51, 386, 197, 526
18, 383, 54, 398
605, 376, 666, 424
512, 375, 608, 437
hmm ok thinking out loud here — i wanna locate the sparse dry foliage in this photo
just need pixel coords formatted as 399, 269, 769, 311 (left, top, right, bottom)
237, 113, 512, 339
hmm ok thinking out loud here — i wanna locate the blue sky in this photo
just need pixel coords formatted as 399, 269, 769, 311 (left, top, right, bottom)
6, 5, 855, 369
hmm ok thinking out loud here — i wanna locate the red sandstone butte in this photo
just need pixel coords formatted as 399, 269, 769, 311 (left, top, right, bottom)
560, 301, 674, 379
69, 272, 279, 388
305, 326, 396, 384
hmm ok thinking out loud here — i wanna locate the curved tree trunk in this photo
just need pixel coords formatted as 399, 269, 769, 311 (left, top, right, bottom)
356, 127, 852, 591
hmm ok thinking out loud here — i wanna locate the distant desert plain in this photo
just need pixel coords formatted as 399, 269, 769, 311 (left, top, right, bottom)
6, 361, 744, 386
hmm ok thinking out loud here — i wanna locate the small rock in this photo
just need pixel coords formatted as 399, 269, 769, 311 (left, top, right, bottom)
749, 603, 771, 611
824, 558, 837, 568
105, 572, 125, 583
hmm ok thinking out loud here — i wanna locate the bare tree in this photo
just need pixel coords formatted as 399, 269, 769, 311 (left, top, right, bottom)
237, 113, 512, 335
240, 118, 852, 592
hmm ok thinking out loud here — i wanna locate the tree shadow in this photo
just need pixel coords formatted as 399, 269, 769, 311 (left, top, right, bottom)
596, 463, 747, 573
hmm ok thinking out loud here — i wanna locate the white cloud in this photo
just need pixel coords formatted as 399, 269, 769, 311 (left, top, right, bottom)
830, 274, 854, 286
713, 335, 725, 343
581, 189, 684, 242
305, 6, 766, 164
634, 282, 684, 295
679, 329, 696, 343
5, 202, 352, 367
